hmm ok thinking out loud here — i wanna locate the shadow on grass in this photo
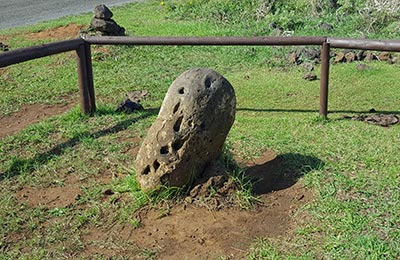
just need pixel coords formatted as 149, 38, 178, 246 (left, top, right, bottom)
1, 108, 159, 180
238, 108, 400, 115
245, 153, 324, 195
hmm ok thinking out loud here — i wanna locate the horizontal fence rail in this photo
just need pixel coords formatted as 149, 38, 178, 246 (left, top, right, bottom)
1, 35, 400, 117
83, 35, 327, 46
328, 38, 400, 51
0, 38, 84, 68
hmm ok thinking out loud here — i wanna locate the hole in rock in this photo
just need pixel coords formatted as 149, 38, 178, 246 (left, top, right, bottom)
178, 87, 184, 94
173, 116, 183, 132
160, 146, 169, 155
204, 77, 212, 88
153, 160, 160, 171
172, 138, 184, 151
173, 102, 180, 114
187, 119, 194, 128
142, 165, 150, 175
200, 122, 206, 130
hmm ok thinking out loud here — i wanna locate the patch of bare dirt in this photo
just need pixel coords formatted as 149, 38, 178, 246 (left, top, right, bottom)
9, 128, 315, 259
26, 24, 84, 40
0, 98, 75, 139
16, 169, 116, 209
7, 140, 316, 259
17, 174, 82, 208
79, 149, 314, 259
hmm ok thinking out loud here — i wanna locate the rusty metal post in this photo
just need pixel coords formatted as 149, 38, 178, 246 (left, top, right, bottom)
76, 43, 96, 115
84, 43, 96, 112
320, 41, 330, 117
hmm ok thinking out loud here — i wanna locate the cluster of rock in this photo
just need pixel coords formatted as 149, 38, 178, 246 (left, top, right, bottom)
288, 48, 321, 66
115, 90, 149, 114
89, 5, 125, 36
344, 113, 399, 127
287, 48, 321, 81
334, 50, 397, 64
287, 48, 398, 80
289, 48, 398, 66
135, 68, 236, 191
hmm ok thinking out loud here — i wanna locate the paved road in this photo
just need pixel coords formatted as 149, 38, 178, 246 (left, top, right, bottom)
0, 0, 143, 29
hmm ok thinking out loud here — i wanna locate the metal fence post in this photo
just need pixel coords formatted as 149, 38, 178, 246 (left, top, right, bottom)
320, 40, 330, 117
76, 43, 96, 115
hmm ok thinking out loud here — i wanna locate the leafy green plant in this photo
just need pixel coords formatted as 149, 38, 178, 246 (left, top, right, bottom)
49, 208, 68, 217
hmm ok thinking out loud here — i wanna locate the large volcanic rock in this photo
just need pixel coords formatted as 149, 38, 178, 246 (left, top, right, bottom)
135, 68, 236, 190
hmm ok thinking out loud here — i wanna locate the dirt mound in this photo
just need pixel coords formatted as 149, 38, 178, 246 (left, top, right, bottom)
26, 24, 84, 40
80, 150, 314, 259
81, 189, 312, 259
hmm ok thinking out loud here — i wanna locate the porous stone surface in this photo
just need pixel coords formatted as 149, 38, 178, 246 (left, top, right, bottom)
93, 4, 113, 20
135, 68, 236, 190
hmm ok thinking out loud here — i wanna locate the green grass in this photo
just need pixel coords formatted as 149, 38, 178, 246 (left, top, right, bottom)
1, 0, 400, 259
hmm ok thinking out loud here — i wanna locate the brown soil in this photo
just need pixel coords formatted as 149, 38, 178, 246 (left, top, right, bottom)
0, 100, 75, 139
79, 150, 313, 259
2, 82, 313, 258
17, 174, 83, 208
26, 24, 84, 40
82, 181, 309, 259
0, 24, 83, 138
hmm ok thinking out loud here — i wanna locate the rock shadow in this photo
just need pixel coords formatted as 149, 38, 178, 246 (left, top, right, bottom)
242, 151, 324, 195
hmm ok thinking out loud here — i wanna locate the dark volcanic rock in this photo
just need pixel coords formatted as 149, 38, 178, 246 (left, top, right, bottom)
135, 68, 236, 190
89, 5, 125, 36
90, 18, 125, 36
349, 114, 399, 127
303, 73, 317, 81
0, 42, 9, 52
116, 99, 143, 114
93, 4, 113, 20
357, 50, 366, 61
